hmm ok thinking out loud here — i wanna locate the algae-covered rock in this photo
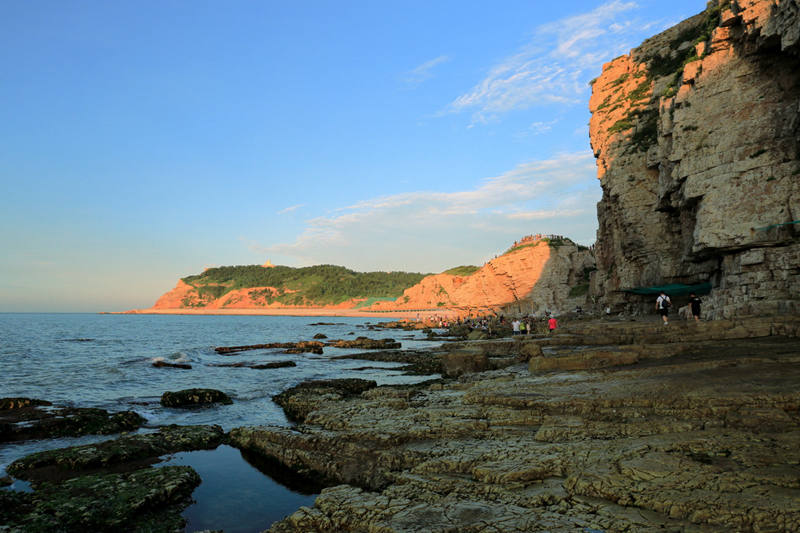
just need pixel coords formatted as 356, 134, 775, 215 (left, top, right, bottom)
273, 379, 377, 422
0, 397, 52, 410
8, 424, 224, 482
0, 402, 145, 443
160, 388, 233, 408
1, 466, 200, 532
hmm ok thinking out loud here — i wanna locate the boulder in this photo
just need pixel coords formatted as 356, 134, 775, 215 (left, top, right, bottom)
160, 388, 232, 408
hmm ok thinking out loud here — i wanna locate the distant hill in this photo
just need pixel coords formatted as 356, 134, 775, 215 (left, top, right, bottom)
152, 264, 429, 309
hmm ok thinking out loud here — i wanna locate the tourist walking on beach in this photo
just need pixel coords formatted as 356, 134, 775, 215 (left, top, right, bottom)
689, 292, 702, 322
548, 317, 558, 334
656, 291, 671, 325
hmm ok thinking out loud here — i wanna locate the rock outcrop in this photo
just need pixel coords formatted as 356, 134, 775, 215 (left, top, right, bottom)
0, 399, 145, 442
160, 388, 233, 408
369, 239, 595, 316
590, 0, 800, 318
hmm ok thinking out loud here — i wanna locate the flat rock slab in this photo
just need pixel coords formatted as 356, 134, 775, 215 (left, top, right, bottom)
0, 465, 200, 532
232, 329, 800, 532
272, 379, 377, 423
8, 424, 225, 483
0, 399, 145, 443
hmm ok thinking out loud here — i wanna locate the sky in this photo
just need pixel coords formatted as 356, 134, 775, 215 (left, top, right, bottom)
0, 0, 706, 312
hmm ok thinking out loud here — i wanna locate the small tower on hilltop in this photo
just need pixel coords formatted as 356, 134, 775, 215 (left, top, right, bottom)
262, 259, 275, 268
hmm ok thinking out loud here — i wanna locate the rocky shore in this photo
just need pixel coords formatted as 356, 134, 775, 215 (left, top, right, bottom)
2, 319, 800, 531
229, 317, 800, 532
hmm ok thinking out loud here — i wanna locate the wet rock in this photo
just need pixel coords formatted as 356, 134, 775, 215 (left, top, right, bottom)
0, 474, 12, 486
285, 341, 324, 355
272, 379, 377, 423
215, 341, 324, 355
0, 397, 52, 410
0, 403, 145, 443
152, 360, 192, 369
8, 424, 224, 482
330, 349, 442, 375
325, 337, 401, 350
209, 361, 296, 369
160, 388, 233, 408
312, 333, 328, 339
0, 466, 200, 532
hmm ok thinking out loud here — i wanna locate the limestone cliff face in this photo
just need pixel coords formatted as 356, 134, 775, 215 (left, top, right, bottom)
590, 0, 800, 317
368, 240, 595, 315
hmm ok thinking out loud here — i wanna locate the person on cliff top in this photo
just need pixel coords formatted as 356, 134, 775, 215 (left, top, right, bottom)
548, 317, 558, 333
689, 292, 702, 322
655, 291, 671, 325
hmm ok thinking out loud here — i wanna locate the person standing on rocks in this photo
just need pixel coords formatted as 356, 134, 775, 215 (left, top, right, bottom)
548, 316, 558, 333
689, 292, 702, 322
512, 318, 521, 335
655, 291, 671, 325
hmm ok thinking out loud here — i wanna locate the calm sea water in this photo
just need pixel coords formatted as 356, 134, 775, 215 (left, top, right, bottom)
0, 313, 440, 531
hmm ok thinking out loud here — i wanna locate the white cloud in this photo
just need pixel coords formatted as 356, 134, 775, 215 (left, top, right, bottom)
277, 203, 305, 215
404, 55, 450, 87
254, 152, 600, 272
447, 1, 642, 124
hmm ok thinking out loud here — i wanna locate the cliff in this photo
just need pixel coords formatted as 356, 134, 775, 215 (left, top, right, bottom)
589, 0, 800, 317
367, 237, 595, 315
148, 265, 427, 310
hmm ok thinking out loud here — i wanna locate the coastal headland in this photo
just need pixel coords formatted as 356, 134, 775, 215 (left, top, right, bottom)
5, 0, 800, 531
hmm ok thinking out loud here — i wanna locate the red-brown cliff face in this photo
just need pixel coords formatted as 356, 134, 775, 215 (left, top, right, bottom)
368, 239, 594, 315
590, 0, 800, 317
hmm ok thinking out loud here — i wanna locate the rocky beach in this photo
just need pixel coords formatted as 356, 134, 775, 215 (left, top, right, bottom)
3, 315, 799, 531
231, 316, 800, 532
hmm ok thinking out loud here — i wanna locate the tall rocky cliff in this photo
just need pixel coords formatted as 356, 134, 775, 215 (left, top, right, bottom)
590, 0, 800, 317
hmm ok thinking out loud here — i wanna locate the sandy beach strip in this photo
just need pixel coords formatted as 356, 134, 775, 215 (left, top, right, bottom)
111, 307, 461, 319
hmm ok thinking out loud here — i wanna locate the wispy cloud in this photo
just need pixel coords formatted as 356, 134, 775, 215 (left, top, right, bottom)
447, 1, 642, 124
404, 55, 450, 87
277, 203, 305, 215
253, 152, 600, 272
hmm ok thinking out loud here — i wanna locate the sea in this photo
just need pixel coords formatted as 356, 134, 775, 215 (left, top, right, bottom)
0, 313, 442, 532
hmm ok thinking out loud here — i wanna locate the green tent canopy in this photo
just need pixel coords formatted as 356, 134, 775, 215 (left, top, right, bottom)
622, 282, 712, 296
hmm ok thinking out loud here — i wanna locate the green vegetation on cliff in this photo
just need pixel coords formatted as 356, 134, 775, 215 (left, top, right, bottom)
182, 264, 428, 306
442, 265, 480, 276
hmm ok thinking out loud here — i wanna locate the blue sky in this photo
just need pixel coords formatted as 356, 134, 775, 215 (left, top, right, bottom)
0, 0, 704, 311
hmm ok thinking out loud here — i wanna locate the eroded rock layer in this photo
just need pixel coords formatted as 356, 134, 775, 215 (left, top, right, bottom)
230, 318, 800, 532
590, 0, 800, 317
